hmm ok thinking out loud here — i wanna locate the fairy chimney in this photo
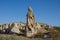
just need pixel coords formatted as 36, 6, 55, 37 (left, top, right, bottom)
26, 7, 36, 27
26, 7, 37, 37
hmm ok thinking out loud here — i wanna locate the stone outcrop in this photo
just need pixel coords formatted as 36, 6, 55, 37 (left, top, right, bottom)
0, 7, 52, 37
9, 23, 20, 34
26, 7, 37, 37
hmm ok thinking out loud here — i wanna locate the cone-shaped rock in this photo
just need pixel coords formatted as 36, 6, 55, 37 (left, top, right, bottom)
28, 7, 32, 12
26, 7, 37, 37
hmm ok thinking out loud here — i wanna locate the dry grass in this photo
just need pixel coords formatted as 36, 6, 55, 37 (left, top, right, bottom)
0, 34, 31, 40
0, 27, 60, 40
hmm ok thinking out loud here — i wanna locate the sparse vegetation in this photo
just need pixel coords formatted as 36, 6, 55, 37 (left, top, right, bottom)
34, 32, 43, 38
33, 27, 60, 40
0, 27, 60, 40
0, 34, 31, 40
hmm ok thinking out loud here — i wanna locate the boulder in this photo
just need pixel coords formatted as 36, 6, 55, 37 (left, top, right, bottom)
10, 23, 20, 34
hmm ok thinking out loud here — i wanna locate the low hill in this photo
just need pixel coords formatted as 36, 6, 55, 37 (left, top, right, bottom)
0, 27, 60, 40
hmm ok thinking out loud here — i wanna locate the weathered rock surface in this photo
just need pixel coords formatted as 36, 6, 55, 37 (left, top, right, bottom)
0, 7, 53, 37
9, 23, 20, 34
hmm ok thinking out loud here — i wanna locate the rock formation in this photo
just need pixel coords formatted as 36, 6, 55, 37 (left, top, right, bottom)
26, 7, 37, 37
0, 7, 52, 38
9, 23, 20, 34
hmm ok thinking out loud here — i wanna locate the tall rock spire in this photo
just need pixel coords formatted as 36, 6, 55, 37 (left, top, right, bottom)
26, 7, 37, 37
26, 6, 36, 27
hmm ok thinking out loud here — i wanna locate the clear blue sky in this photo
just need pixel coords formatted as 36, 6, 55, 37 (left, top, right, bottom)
0, 0, 60, 26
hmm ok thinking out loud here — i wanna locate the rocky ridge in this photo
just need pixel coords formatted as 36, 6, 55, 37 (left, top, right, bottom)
0, 7, 55, 38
